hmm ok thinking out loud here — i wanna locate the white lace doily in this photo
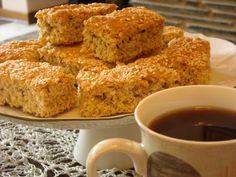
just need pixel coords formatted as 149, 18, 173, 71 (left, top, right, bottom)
0, 120, 140, 177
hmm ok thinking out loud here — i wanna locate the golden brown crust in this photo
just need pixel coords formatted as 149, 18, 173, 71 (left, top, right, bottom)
84, 6, 165, 38
38, 43, 114, 75
78, 61, 179, 93
0, 40, 43, 63
0, 59, 77, 117
35, 3, 117, 17
135, 37, 211, 84
35, 3, 118, 45
162, 26, 184, 47
163, 37, 210, 71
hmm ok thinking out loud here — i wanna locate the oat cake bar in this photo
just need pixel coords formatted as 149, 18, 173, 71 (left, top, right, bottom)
135, 37, 211, 85
35, 3, 117, 45
38, 43, 113, 76
165, 37, 210, 84
81, 7, 165, 63
0, 60, 77, 117
77, 62, 180, 117
0, 40, 42, 63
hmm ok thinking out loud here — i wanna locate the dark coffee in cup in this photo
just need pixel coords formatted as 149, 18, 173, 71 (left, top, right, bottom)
149, 107, 236, 141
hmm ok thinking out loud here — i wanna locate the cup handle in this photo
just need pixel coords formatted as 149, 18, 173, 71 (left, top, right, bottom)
86, 138, 148, 177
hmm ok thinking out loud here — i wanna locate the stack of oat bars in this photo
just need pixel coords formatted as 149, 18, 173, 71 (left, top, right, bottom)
0, 3, 210, 118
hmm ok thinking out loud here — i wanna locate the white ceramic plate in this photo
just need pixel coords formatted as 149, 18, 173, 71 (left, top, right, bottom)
0, 34, 236, 129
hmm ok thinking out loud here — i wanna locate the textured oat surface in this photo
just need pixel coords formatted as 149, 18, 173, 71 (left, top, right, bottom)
136, 37, 211, 84
39, 43, 113, 76
35, 3, 117, 45
84, 6, 164, 38
0, 40, 42, 63
162, 26, 184, 48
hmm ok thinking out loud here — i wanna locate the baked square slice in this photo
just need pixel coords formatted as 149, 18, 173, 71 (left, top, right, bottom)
135, 37, 210, 85
164, 37, 210, 84
35, 3, 117, 45
81, 7, 165, 63
77, 63, 180, 117
0, 60, 77, 117
38, 43, 113, 76
0, 40, 42, 63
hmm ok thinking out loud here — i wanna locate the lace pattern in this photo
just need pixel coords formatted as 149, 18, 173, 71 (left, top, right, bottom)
0, 120, 139, 177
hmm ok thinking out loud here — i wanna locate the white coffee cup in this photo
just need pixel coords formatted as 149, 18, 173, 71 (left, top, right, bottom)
86, 85, 236, 177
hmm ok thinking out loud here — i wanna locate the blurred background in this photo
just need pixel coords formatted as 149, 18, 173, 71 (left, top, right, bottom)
0, 0, 235, 44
